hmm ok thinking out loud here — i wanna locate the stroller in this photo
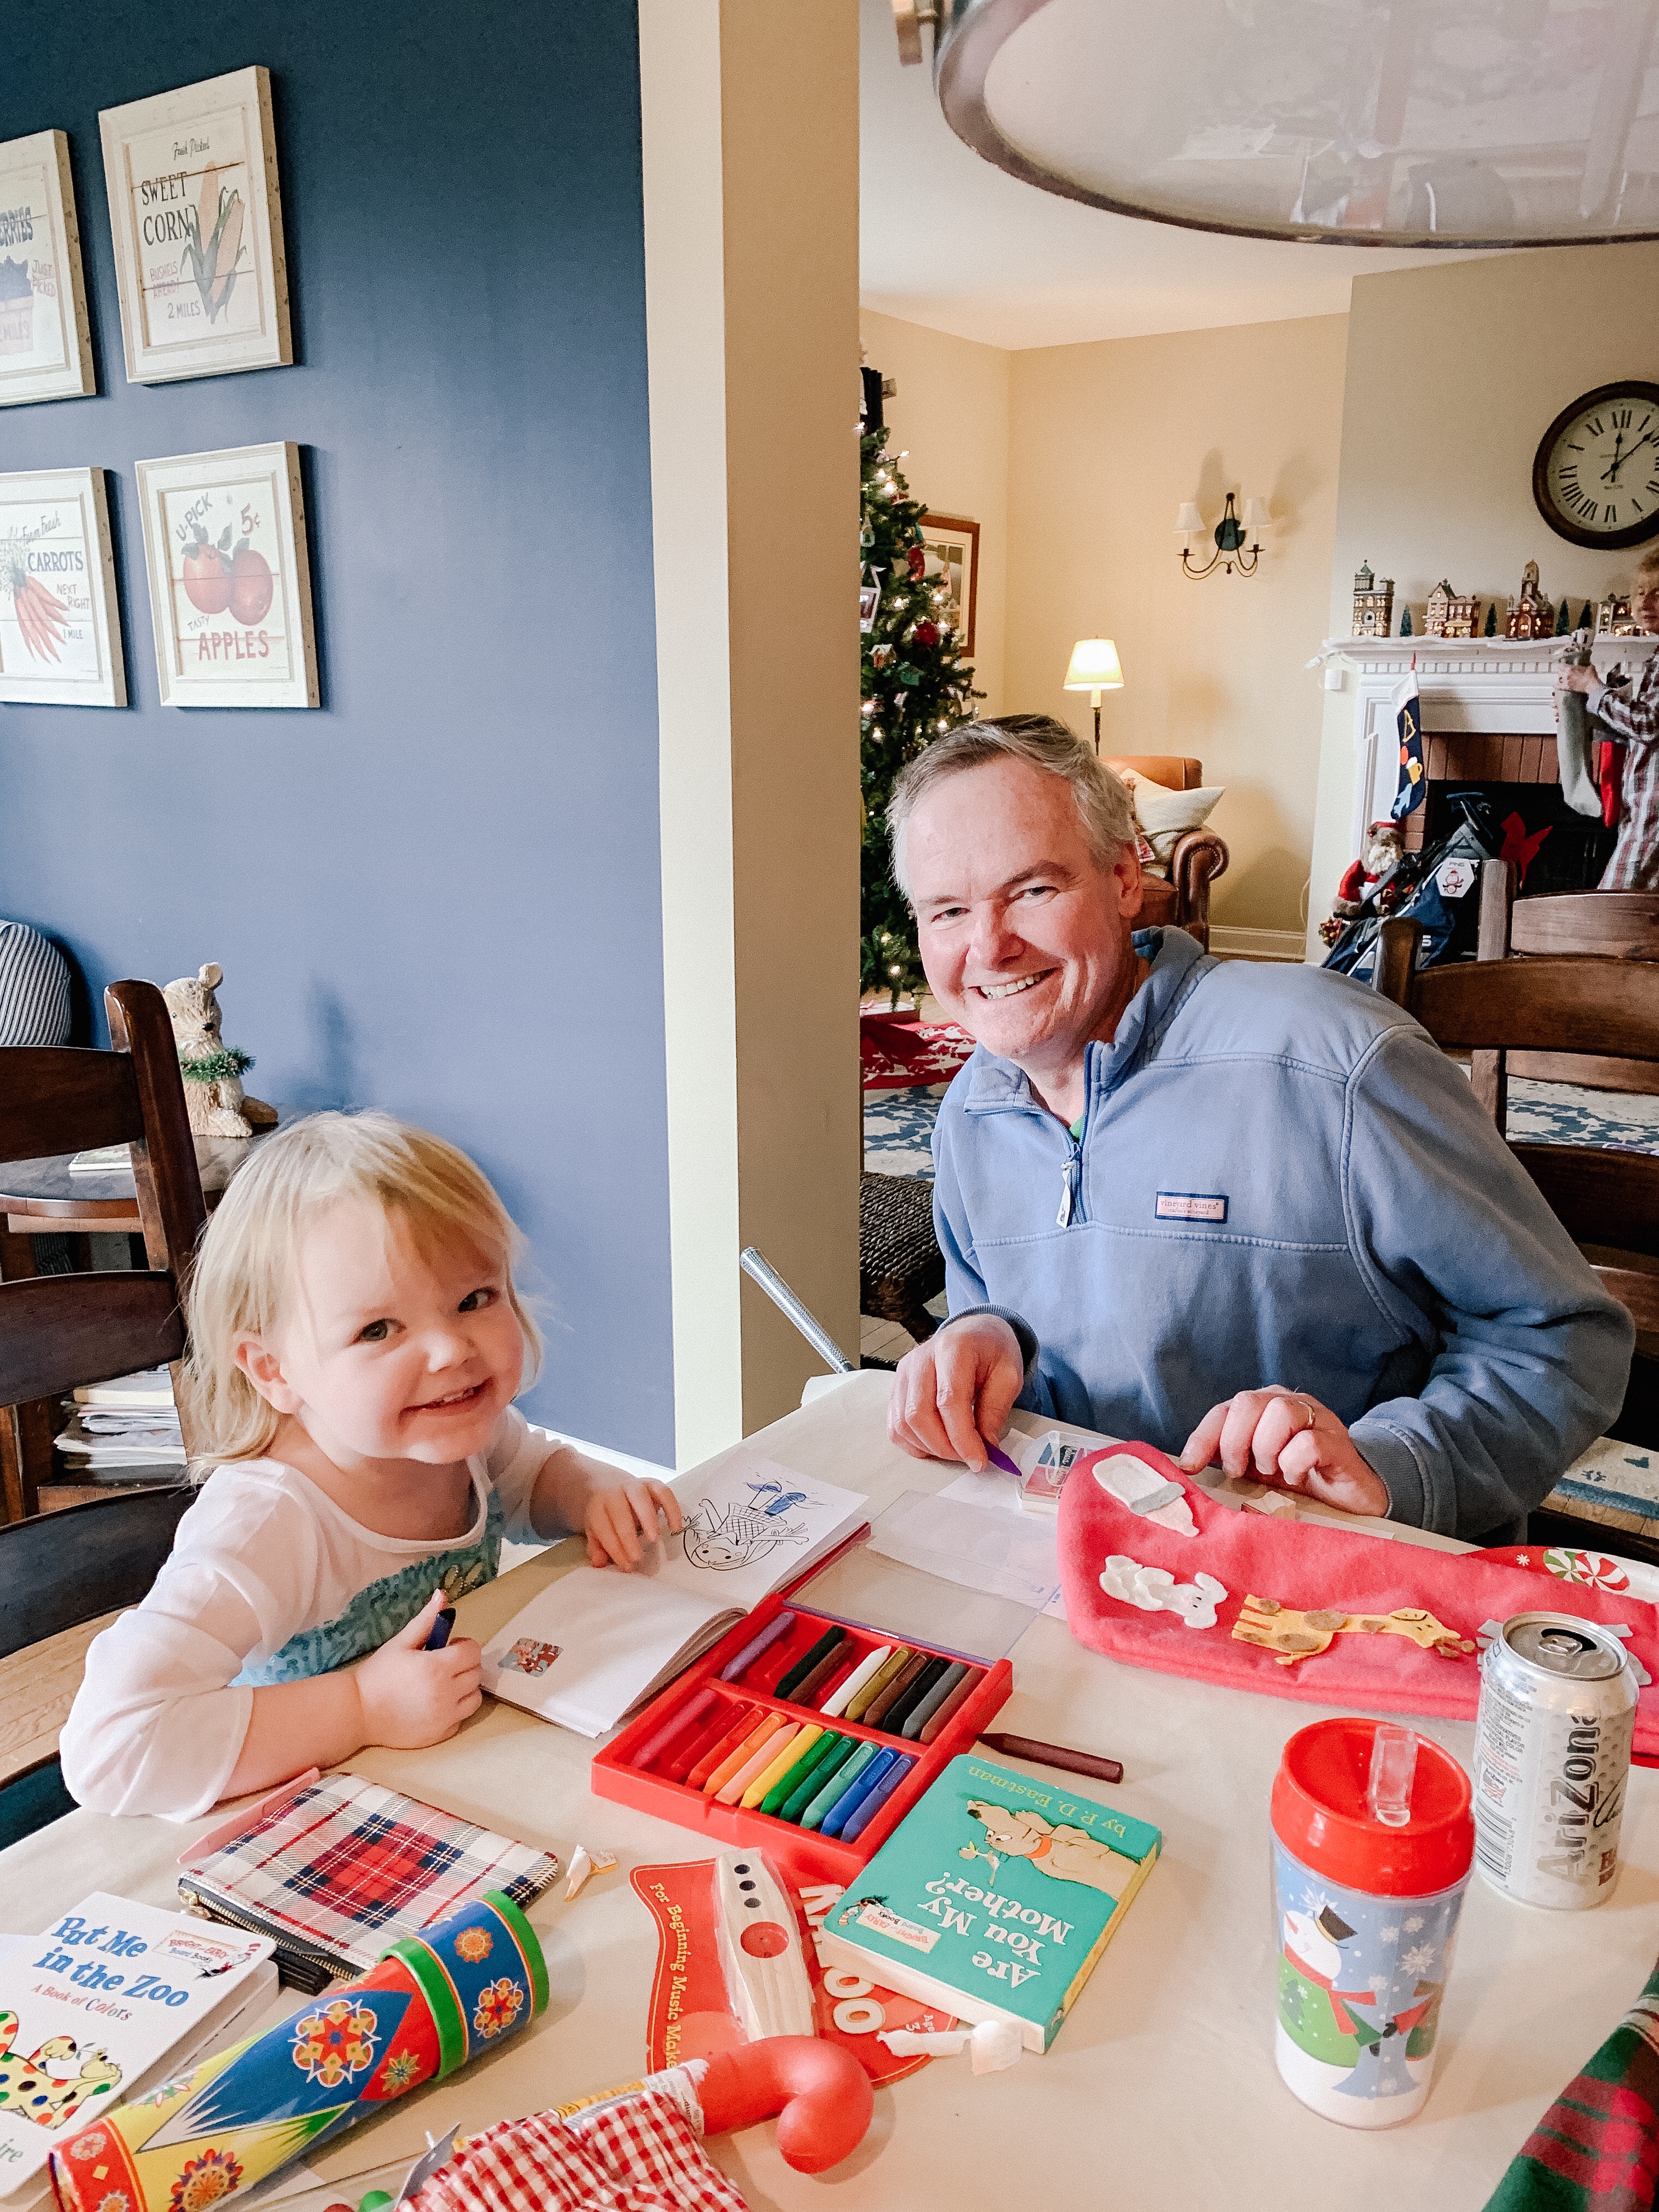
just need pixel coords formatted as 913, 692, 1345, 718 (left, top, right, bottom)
1321, 792, 1503, 981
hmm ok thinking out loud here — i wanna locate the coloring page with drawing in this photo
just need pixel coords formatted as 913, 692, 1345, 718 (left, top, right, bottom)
652, 1454, 868, 1610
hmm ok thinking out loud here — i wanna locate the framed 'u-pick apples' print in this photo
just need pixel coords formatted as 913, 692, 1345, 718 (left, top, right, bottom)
136, 443, 318, 708
0, 469, 125, 706
99, 67, 291, 385
0, 131, 96, 406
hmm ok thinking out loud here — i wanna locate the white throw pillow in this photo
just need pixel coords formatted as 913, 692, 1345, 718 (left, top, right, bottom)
1119, 774, 1225, 870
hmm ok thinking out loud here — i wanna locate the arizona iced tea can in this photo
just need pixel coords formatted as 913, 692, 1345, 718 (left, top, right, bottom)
50, 1892, 546, 2212
1473, 1611, 1637, 1911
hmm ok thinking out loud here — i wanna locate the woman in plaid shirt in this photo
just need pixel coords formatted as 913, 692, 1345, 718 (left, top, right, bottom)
1560, 548, 1659, 889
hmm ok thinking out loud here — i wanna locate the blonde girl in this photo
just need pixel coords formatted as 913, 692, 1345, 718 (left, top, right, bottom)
61, 1111, 681, 1820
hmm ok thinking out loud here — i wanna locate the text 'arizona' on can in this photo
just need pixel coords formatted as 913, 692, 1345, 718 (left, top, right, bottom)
1472, 1611, 1636, 1911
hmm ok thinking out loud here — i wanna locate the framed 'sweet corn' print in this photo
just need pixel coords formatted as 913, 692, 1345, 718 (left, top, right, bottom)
99, 67, 291, 385
0, 131, 96, 407
136, 442, 318, 708
0, 468, 126, 707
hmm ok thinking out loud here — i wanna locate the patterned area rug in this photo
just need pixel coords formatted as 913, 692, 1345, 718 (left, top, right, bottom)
864, 1074, 1659, 1182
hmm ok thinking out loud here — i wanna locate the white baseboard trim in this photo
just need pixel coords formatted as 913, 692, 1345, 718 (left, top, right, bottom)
1209, 926, 1308, 962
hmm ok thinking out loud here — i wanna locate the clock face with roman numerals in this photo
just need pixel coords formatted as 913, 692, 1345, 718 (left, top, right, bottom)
1534, 381, 1659, 551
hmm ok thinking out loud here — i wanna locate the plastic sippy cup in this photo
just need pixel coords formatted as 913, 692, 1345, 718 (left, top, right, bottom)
1270, 1717, 1474, 2128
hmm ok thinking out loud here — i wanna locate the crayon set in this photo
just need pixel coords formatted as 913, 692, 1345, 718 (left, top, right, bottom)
592, 1594, 1013, 1884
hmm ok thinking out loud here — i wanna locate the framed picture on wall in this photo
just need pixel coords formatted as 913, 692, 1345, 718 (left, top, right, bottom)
0, 131, 96, 407
135, 442, 318, 708
99, 67, 291, 385
0, 467, 126, 707
918, 512, 980, 654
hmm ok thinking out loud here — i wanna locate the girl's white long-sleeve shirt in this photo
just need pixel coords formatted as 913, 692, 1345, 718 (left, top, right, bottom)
59, 1406, 554, 1821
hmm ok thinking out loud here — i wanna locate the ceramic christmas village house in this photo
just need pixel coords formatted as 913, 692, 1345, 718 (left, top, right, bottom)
1504, 561, 1551, 640
1352, 561, 1395, 637
1424, 581, 1482, 639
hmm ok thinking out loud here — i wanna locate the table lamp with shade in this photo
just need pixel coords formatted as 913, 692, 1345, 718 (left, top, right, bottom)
1063, 637, 1124, 753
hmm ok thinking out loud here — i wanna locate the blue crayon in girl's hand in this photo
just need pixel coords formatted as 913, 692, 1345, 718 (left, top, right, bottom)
424, 1605, 458, 1652
822, 1746, 896, 1837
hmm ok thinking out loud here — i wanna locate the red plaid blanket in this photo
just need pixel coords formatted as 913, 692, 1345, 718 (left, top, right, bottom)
860, 1011, 974, 1090
1484, 1953, 1659, 2210
412, 2084, 747, 2212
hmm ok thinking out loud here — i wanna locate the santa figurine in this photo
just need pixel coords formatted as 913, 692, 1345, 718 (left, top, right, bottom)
1319, 820, 1406, 946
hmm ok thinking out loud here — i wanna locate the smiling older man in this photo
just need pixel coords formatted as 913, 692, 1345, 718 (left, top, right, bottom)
884, 715, 1632, 1544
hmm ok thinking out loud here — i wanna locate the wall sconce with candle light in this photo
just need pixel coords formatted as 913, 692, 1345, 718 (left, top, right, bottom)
1177, 493, 1271, 579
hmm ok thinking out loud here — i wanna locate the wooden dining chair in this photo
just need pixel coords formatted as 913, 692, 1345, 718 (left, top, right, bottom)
0, 979, 207, 1521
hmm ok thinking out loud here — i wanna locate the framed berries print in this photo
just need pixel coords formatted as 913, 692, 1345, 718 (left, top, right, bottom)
135, 443, 319, 708
0, 131, 96, 407
0, 468, 126, 707
99, 67, 291, 385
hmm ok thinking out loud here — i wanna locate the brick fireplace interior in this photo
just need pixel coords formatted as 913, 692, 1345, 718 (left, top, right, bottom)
1412, 730, 1615, 895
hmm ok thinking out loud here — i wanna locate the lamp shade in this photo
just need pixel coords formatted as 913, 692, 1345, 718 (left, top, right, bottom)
1174, 502, 1204, 535
1063, 637, 1124, 693
1241, 496, 1272, 532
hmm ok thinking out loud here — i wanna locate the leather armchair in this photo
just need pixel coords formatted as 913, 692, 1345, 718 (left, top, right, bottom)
1102, 754, 1229, 952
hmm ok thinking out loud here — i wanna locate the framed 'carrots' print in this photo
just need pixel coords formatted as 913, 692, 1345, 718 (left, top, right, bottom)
99, 67, 291, 385
0, 131, 96, 407
136, 443, 318, 709
0, 467, 126, 707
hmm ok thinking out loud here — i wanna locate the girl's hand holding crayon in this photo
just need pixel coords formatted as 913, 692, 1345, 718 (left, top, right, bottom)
355, 1588, 483, 1748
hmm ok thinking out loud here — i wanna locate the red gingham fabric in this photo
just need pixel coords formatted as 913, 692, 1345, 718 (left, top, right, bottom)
410, 2088, 748, 2212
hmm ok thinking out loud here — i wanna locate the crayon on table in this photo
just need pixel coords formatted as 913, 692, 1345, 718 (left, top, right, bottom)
845, 1646, 913, 1722
760, 1728, 840, 1815
901, 1660, 967, 1741
774, 1627, 847, 1701
780, 1733, 857, 1824
843, 1752, 916, 1842
805, 1650, 860, 1712
704, 1712, 786, 1795
664, 1705, 744, 1785
686, 1706, 759, 1790
882, 1654, 951, 1736
862, 1651, 931, 1730
720, 1609, 795, 1684
743, 1724, 823, 1809
820, 1645, 891, 1717
802, 1741, 878, 1830
720, 1722, 801, 1805
918, 1666, 982, 1745
978, 1732, 1124, 1785
629, 1682, 720, 1771
822, 1747, 897, 1838
787, 1646, 849, 1707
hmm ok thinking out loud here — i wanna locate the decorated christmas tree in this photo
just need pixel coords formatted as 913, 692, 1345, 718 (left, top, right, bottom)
860, 428, 982, 1006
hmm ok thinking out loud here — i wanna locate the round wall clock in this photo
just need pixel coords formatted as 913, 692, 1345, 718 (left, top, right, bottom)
1534, 382, 1659, 550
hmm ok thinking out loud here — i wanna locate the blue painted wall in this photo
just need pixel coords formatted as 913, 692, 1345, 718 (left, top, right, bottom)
0, 3, 675, 1460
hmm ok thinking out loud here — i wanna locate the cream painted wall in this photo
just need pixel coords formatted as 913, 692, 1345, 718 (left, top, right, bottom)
860, 307, 1009, 715
1005, 317, 1350, 934
1307, 245, 1659, 957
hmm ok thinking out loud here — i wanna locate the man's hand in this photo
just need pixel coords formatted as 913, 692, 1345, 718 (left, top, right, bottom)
1558, 663, 1598, 695
1178, 1389, 1390, 1518
888, 1316, 1024, 1472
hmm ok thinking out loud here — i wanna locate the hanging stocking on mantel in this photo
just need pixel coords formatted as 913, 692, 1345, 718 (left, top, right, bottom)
1556, 633, 1609, 819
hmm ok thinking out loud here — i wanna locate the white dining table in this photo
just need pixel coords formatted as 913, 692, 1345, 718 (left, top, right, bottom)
3, 1372, 1654, 2212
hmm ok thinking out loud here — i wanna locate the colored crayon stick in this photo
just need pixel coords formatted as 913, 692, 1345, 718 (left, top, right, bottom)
704, 1711, 786, 1796
978, 1732, 1124, 1786
780, 1733, 856, 1823
743, 1723, 823, 1809
919, 1667, 981, 1745
664, 1705, 746, 1784
820, 1645, 890, 1717
629, 1682, 719, 1770
822, 1747, 897, 1837
862, 1651, 930, 1730
901, 1660, 967, 1741
803, 1741, 878, 1830
774, 1626, 846, 1701
845, 1646, 912, 1722
882, 1654, 951, 1737
843, 1752, 916, 1842
720, 1609, 795, 1683
760, 1728, 839, 1815
720, 1722, 799, 1805
686, 1705, 759, 1790
787, 1646, 848, 1707
806, 1649, 862, 1711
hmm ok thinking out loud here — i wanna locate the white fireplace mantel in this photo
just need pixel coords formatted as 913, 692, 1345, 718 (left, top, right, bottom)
1319, 633, 1659, 857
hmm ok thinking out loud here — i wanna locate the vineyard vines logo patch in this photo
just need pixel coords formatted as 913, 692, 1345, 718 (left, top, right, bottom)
1156, 1192, 1228, 1224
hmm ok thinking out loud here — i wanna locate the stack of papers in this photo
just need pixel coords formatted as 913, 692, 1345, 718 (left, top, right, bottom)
57, 1366, 184, 1478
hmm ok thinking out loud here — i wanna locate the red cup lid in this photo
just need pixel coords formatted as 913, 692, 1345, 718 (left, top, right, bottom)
1271, 1717, 1473, 1895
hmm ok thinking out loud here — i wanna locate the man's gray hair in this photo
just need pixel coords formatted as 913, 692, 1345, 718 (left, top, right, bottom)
888, 714, 1139, 901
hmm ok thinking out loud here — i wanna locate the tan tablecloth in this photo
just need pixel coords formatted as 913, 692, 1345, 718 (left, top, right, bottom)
4, 1374, 1655, 2211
